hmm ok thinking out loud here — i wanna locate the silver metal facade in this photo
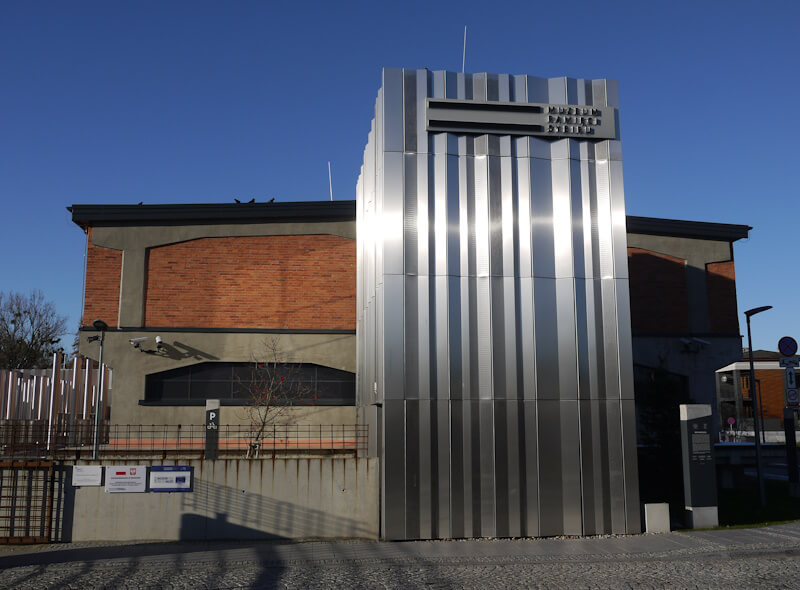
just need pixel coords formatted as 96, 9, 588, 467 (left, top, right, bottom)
356, 68, 640, 540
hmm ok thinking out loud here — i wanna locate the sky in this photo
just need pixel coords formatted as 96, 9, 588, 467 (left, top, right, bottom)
0, 0, 797, 351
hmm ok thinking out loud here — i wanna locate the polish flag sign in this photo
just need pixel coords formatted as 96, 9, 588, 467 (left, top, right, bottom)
105, 465, 147, 493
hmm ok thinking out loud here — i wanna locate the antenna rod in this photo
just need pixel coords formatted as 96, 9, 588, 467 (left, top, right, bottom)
462, 26, 467, 73
328, 161, 333, 201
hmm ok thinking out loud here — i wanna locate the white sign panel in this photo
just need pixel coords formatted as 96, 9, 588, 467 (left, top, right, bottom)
72, 465, 103, 487
149, 466, 192, 492
105, 465, 147, 493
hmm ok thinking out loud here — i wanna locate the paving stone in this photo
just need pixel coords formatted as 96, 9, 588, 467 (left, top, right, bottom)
2, 523, 800, 589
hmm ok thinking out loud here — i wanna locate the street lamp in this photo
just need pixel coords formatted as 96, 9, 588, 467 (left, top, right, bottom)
88, 319, 108, 460
745, 305, 772, 508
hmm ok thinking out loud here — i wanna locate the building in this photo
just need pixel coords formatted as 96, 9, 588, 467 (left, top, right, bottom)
70, 201, 358, 429
716, 350, 798, 440
70, 67, 750, 540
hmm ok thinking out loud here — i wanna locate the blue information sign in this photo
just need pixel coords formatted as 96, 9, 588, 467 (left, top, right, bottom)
149, 466, 192, 492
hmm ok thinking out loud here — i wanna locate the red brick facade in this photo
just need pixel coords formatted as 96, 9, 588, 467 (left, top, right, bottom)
706, 260, 738, 335
82, 228, 122, 327
143, 235, 355, 330
741, 368, 785, 423
80, 232, 737, 336
627, 247, 689, 335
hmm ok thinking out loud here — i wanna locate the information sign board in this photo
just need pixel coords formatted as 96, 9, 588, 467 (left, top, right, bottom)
72, 465, 102, 487
105, 465, 147, 493
785, 365, 800, 408
149, 466, 192, 492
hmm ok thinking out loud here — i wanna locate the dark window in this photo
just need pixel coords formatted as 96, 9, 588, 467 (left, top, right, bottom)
144, 362, 355, 405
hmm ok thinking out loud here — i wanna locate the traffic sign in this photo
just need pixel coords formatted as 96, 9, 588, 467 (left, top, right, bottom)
779, 336, 798, 357
727, 417, 736, 426
787, 389, 799, 407
780, 357, 800, 368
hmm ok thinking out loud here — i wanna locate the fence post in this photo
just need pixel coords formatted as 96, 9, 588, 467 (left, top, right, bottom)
46, 353, 60, 452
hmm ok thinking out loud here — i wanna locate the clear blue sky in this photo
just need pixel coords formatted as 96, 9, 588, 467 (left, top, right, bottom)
1, 0, 797, 351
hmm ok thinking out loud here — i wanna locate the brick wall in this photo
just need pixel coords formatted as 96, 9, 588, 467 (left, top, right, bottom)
83, 228, 122, 327
742, 369, 786, 422
143, 235, 355, 330
627, 247, 689, 334
706, 260, 738, 335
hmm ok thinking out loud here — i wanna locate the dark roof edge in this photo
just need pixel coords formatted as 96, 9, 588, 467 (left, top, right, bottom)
68, 200, 357, 227
68, 202, 751, 242
626, 215, 751, 242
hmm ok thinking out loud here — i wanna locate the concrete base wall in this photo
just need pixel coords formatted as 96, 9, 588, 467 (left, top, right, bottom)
78, 331, 356, 426
67, 458, 378, 541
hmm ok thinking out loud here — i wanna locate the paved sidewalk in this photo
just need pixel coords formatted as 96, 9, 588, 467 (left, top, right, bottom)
2, 522, 800, 588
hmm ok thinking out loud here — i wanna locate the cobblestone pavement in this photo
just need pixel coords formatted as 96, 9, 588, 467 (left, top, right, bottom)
2, 522, 800, 589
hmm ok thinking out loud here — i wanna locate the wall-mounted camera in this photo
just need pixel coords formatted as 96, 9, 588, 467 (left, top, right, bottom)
129, 337, 148, 349
155, 336, 164, 350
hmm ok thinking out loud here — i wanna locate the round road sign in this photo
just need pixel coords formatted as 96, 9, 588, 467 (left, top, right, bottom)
779, 336, 798, 357
727, 417, 735, 426
788, 389, 800, 406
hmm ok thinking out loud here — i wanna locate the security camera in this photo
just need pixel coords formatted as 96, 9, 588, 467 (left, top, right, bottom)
129, 337, 148, 348
155, 336, 164, 349
692, 337, 711, 346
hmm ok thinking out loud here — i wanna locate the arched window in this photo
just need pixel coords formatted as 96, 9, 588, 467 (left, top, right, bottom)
143, 362, 355, 406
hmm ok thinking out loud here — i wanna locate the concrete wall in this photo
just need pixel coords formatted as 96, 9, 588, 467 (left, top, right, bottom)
67, 457, 378, 541
80, 330, 356, 425
627, 233, 742, 434
626, 233, 734, 335
78, 217, 358, 426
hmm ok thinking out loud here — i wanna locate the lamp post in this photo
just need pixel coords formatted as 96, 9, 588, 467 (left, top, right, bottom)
745, 305, 772, 508
88, 319, 108, 460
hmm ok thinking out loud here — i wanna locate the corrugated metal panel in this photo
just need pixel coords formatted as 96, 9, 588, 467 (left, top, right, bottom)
358, 68, 638, 540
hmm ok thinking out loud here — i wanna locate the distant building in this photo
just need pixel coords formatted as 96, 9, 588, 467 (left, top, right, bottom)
716, 350, 798, 440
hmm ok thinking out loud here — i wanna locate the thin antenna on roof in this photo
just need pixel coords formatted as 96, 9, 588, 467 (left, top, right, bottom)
462, 26, 467, 73
328, 161, 333, 201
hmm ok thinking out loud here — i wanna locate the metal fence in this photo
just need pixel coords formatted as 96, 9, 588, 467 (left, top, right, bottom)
0, 354, 111, 427
0, 461, 56, 544
0, 421, 368, 460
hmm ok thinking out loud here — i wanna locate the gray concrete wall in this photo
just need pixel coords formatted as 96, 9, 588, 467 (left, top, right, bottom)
632, 335, 741, 408
79, 331, 356, 425
67, 457, 378, 541
626, 233, 733, 334
627, 233, 742, 434
78, 218, 358, 426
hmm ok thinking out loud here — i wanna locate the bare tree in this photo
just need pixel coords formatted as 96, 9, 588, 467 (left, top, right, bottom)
238, 337, 313, 458
0, 290, 68, 370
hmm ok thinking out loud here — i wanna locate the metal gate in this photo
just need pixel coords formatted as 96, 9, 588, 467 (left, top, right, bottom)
0, 461, 56, 543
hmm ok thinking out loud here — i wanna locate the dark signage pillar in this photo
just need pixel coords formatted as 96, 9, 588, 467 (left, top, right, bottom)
783, 408, 800, 496
680, 404, 718, 528
205, 399, 220, 460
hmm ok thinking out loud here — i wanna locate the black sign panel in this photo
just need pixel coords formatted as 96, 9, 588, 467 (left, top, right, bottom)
205, 408, 219, 460
680, 412, 717, 508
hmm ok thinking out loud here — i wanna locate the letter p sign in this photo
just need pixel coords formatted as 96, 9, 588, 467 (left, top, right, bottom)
205, 400, 220, 459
